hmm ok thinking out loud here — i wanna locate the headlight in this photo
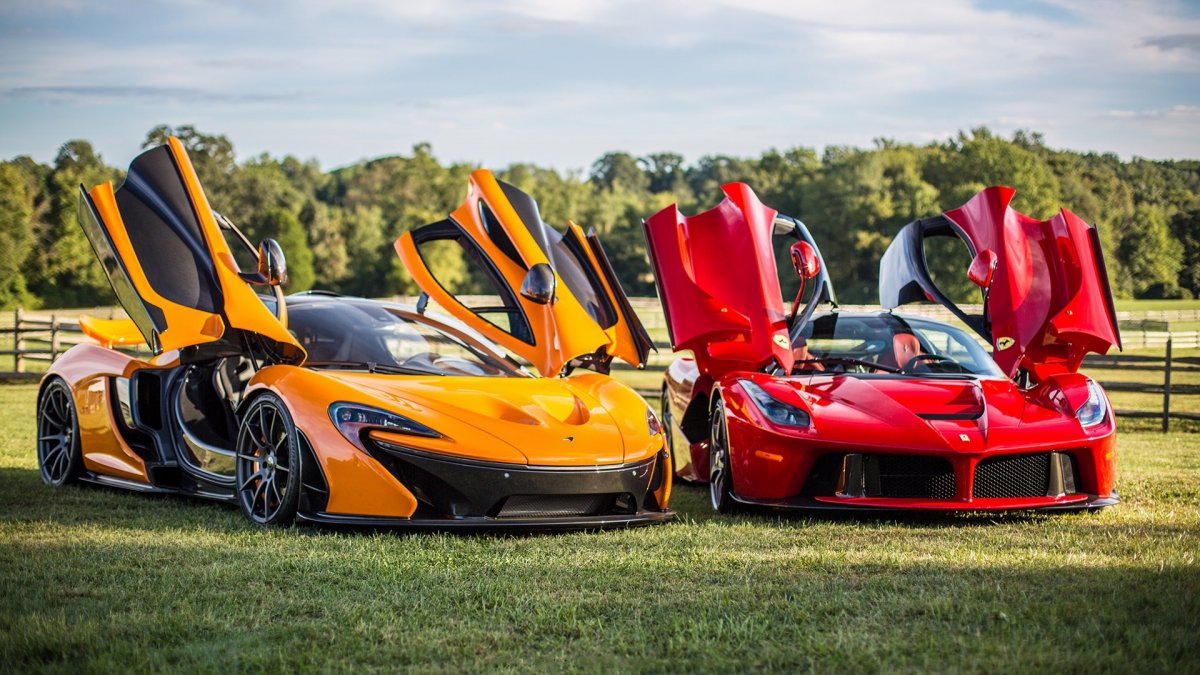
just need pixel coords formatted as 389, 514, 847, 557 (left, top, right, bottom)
646, 407, 663, 436
328, 402, 441, 451
738, 379, 811, 428
1076, 380, 1108, 427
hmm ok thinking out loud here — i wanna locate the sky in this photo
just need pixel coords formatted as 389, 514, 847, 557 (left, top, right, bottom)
1, 0, 1199, 172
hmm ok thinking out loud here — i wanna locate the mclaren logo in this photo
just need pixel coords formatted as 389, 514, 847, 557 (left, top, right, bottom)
562, 436, 574, 443
996, 336, 1015, 350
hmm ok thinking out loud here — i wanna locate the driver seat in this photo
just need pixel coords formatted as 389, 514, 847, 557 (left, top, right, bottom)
881, 333, 922, 370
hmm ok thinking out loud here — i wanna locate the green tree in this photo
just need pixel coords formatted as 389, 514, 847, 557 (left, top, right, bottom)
303, 201, 349, 287
0, 163, 35, 308
1171, 207, 1200, 297
591, 152, 649, 194
24, 141, 119, 307
1119, 203, 1184, 297
334, 205, 388, 297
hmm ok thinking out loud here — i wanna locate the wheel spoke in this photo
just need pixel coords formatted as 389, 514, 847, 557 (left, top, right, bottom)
240, 469, 264, 492
52, 448, 68, 478
256, 406, 269, 444
252, 479, 268, 517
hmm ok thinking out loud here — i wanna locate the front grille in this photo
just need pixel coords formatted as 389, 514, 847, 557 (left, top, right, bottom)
803, 453, 956, 499
495, 493, 625, 519
973, 453, 1052, 498
874, 455, 956, 499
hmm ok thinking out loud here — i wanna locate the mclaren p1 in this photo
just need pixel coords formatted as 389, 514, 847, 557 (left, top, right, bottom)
645, 183, 1120, 513
36, 140, 671, 529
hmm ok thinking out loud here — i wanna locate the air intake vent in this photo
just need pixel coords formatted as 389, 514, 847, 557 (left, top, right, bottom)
830, 453, 957, 500
495, 493, 624, 519
973, 452, 1069, 498
874, 455, 956, 499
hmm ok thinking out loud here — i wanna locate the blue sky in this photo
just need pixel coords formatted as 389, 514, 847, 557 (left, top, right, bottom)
1, 0, 1198, 171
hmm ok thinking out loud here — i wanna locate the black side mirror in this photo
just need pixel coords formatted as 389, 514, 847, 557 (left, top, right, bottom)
258, 239, 287, 287
520, 263, 557, 305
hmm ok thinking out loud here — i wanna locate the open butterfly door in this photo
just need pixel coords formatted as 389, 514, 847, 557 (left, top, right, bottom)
394, 169, 651, 378
643, 183, 800, 377
78, 137, 304, 363
880, 186, 1120, 380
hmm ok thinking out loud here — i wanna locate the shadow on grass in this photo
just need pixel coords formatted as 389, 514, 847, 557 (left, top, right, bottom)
2, 524, 1198, 672
0, 466, 669, 541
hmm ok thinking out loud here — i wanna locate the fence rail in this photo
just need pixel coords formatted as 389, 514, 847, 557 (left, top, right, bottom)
3, 304, 1196, 429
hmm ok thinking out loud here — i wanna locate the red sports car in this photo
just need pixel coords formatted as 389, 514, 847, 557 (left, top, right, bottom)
645, 184, 1121, 513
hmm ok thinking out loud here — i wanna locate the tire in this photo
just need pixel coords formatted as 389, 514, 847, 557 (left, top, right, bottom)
234, 394, 301, 526
708, 396, 736, 514
660, 386, 675, 466
37, 378, 83, 486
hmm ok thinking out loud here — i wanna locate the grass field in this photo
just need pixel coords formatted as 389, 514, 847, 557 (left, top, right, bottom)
0, 384, 1197, 672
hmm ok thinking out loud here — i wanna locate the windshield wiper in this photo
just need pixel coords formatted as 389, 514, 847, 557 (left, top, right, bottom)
304, 360, 444, 376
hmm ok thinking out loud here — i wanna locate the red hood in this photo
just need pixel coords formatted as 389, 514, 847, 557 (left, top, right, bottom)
945, 187, 1121, 379
643, 183, 793, 376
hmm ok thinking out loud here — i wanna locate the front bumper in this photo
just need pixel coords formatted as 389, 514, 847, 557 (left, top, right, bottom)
733, 491, 1120, 513
296, 509, 674, 531
316, 441, 673, 530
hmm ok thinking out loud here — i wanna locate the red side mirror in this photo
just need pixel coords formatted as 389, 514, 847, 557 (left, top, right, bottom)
968, 249, 997, 289
790, 241, 820, 279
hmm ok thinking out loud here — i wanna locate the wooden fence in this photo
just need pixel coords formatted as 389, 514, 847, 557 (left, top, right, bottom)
3, 302, 1196, 430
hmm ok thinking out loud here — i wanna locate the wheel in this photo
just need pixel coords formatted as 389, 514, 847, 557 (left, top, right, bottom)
235, 394, 301, 526
708, 397, 736, 514
37, 379, 83, 486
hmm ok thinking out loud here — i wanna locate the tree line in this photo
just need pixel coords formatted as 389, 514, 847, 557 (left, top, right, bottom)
1, 124, 1198, 311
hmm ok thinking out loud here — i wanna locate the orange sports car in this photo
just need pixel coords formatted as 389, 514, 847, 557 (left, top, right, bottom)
37, 139, 671, 529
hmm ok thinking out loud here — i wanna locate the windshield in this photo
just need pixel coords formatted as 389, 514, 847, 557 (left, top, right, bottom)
287, 299, 524, 377
796, 313, 1004, 377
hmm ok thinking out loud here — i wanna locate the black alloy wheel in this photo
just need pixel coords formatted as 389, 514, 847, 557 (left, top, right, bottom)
37, 379, 83, 486
235, 394, 301, 526
708, 397, 736, 514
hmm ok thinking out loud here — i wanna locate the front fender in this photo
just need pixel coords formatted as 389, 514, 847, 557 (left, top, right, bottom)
243, 366, 419, 519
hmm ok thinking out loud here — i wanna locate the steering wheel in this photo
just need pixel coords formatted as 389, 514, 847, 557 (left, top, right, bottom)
901, 354, 955, 374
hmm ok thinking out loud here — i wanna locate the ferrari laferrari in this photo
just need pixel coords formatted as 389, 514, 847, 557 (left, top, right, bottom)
645, 183, 1120, 513
37, 139, 671, 529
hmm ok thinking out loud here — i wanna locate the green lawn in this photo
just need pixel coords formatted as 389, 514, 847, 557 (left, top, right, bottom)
0, 384, 1197, 671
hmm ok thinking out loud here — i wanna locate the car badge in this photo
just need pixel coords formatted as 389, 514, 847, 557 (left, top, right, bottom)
959, 434, 970, 442
773, 334, 790, 349
563, 436, 574, 442
996, 336, 1015, 350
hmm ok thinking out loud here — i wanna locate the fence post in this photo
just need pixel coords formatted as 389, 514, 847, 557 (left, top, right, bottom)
50, 315, 61, 362
13, 308, 23, 373
1162, 337, 1173, 433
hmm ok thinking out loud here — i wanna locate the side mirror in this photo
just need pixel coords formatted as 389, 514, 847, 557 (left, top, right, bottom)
968, 249, 997, 289
790, 241, 820, 279
520, 263, 557, 305
257, 239, 288, 287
